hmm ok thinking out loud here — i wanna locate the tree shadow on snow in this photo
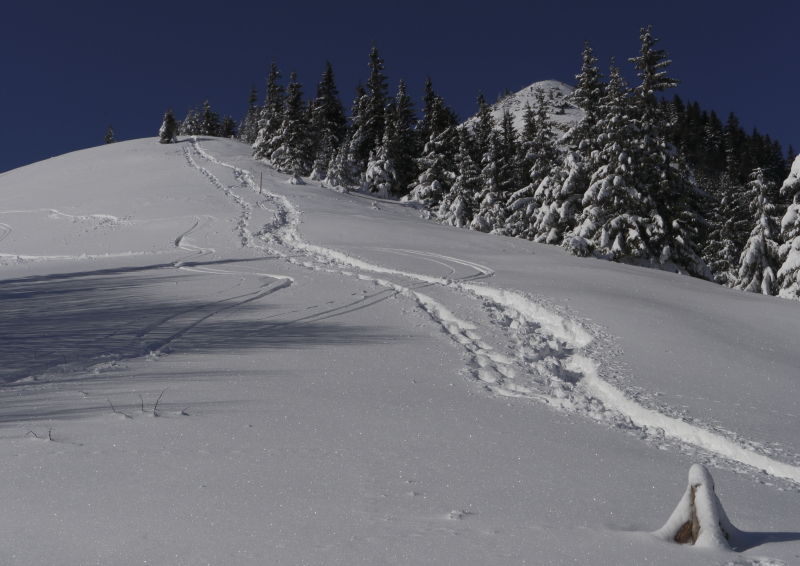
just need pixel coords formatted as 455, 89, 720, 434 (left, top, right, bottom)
0, 261, 407, 386
730, 530, 800, 552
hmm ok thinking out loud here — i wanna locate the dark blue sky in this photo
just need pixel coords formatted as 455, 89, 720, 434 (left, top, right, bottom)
2, 1, 797, 174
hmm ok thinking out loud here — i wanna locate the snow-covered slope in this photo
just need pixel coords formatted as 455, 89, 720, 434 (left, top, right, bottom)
465, 79, 585, 132
1, 137, 798, 566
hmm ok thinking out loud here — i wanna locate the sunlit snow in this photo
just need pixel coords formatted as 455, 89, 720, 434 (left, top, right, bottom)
0, 137, 798, 565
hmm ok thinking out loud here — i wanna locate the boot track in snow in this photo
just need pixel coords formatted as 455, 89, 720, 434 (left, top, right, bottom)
166, 138, 800, 487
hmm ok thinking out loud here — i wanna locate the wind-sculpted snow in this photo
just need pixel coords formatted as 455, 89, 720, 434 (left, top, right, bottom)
192, 139, 800, 487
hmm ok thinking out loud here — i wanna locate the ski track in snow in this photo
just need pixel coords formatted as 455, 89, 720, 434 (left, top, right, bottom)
184, 139, 800, 489
0, 142, 295, 383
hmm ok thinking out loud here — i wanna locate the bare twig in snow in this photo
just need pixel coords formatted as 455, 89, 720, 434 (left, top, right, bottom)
153, 387, 169, 413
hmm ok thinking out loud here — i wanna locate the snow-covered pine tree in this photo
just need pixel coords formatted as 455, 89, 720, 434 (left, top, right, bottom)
471, 92, 494, 166
565, 58, 649, 259
560, 40, 604, 189
438, 128, 480, 228
477, 109, 520, 234
365, 79, 418, 197
418, 77, 458, 148
538, 41, 603, 249
404, 126, 458, 210
198, 100, 220, 137
525, 88, 585, 244
179, 105, 200, 135
270, 71, 313, 180
734, 168, 781, 294
388, 79, 418, 196
342, 82, 370, 185
219, 116, 237, 138
724, 112, 748, 184
239, 85, 260, 145
776, 155, 800, 298
471, 129, 505, 233
570, 40, 604, 146
527, 149, 586, 244
504, 89, 559, 240
158, 108, 178, 144
309, 61, 348, 181
625, 26, 710, 278
104, 124, 116, 144
365, 102, 398, 198
700, 173, 749, 285
467, 92, 506, 232
357, 44, 389, 167
526, 89, 559, 190
503, 103, 538, 238
323, 136, 355, 189
253, 60, 285, 160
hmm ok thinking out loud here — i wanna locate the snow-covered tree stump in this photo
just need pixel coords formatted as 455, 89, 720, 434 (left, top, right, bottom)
653, 464, 740, 550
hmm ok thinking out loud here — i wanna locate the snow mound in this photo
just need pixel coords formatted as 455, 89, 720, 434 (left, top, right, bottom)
653, 464, 740, 550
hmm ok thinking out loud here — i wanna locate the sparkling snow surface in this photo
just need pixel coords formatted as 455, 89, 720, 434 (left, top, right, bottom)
0, 137, 798, 566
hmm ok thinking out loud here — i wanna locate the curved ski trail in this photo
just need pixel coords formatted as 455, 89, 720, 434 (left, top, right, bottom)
194, 139, 800, 487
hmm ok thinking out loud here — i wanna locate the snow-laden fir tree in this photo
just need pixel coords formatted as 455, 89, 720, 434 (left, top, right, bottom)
198, 100, 219, 137
470, 129, 506, 233
438, 128, 480, 228
629, 25, 679, 127
470, 92, 494, 166
476, 109, 520, 234
356, 44, 389, 167
526, 149, 586, 244
323, 138, 355, 189
403, 126, 457, 209
365, 103, 399, 198
503, 103, 540, 238
776, 155, 800, 298
179, 105, 200, 135
564, 58, 649, 259
270, 71, 313, 180
388, 79, 419, 195
616, 26, 709, 278
418, 77, 458, 148
158, 108, 178, 144
569, 40, 604, 147
525, 91, 584, 244
733, 168, 781, 294
341, 82, 370, 185
104, 124, 116, 144
534, 41, 603, 249
504, 90, 559, 240
467, 92, 506, 233
239, 85, 260, 145
559, 39, 605, 190
700, 173, 749, 285
366, 79, 419, 197
525, 90, 560, 192
309, 61, 347, 181
253, 60, 285, 160
219, 116, 237, 138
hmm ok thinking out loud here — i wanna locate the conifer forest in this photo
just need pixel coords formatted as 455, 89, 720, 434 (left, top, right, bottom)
158, 26, 800, 300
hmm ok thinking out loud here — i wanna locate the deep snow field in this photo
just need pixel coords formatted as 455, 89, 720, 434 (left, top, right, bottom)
0, 137, 798, 566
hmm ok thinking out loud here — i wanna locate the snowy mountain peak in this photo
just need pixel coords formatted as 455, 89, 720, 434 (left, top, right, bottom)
468, 79, 585, 133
